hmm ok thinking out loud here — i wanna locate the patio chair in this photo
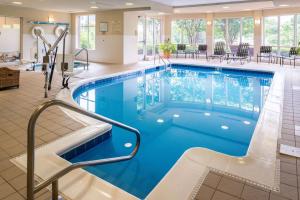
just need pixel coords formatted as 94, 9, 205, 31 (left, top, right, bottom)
257, 46, 272, 64
208, 42, 226, 62
227, 43, 250, 64
195, 44, 208, 60
176, 44, 187, 58
282, 47, 300, 68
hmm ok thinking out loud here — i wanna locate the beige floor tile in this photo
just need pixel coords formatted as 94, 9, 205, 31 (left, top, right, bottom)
195, 185, 215, 200
203, 172, 222, 189
281, 162, 297, 175
212, 191, 240, 200
0, 166, 24, 181
269, 192, 290, 200
3, 192, 25, 200
0, 182, 16, 199
8, 174, 26, 190
217, 177, 244, 197
280, 172, 297, 187
241, 185, 269, 200
277, 184, 298, 200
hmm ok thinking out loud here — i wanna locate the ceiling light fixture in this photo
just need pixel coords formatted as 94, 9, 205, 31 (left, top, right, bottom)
126, 2, 134, 6
173, 114, 180, 118
157, 118, 164, 123
158, 12, 165, 15
90, 6, 98, 9
204, 112, 211, 116
243, 120, 251, 125
223, 6, 229, 9
279, 4, 289, 7
12, 1, 22, 5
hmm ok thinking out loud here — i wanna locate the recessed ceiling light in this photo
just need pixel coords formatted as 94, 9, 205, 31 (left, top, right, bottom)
173, 114, 180, 118
90, 6, 98, 9
157, 118, 164, 123
12, 1, 22, 5
221, 125, 229, 130
223, 6, 229, 9
279, 4, 289, 7
126, 2, 134, 6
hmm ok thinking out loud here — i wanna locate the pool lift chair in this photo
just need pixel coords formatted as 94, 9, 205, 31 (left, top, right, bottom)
32, 23, 70, 98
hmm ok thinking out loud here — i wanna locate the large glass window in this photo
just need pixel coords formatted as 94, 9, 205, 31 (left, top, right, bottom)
213, 19, 226, 43
297, 15, 300, 46
228, 18, 241, 46
171, 19, 206, 45
242, 17, 254, 45
213, 17, 254, 54
77, 15, 96, 50
264, 14, 300, 54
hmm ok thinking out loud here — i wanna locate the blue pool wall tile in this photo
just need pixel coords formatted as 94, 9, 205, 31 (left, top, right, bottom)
60, 129, 112, 161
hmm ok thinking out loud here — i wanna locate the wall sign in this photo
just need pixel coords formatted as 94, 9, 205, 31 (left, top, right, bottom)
99, 22, 108, 33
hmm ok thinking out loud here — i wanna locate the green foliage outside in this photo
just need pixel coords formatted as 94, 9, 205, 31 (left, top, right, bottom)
171, 19, 206, 47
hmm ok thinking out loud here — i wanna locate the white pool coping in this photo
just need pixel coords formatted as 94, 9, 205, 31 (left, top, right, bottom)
12, 62, 284, 200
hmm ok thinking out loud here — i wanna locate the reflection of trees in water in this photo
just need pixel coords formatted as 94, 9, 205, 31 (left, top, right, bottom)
136, 69, 272, 113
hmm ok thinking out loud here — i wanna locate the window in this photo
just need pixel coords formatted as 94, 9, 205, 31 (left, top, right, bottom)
171, 19, 206, 45
77, 15, 96, 50
213, 17, 254, 53
264, 14, 300, 54
297, 15, 300, 46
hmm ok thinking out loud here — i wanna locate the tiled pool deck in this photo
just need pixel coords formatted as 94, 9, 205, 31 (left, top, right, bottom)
0, 59, 299, 200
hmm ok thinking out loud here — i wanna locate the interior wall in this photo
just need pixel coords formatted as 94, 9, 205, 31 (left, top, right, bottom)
0, 17, 20, 53
0, 5, 71, 61
72, 10, 125, 64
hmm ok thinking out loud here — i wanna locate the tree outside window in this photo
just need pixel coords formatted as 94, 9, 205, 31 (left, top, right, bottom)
78, 15, 96, 50
171, 19, 206, 47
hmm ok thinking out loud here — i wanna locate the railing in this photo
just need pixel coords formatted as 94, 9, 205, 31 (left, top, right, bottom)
74, 48, 89, 70
27, 99, 141, 200
154, 53, 171, 69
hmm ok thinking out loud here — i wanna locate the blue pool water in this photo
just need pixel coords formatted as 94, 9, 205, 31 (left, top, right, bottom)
69, 64, 273, 199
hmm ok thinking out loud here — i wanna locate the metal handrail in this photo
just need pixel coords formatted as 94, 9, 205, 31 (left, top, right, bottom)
74, 48, 89, 70
27, 99, 141, 200
154, 53, 171, 68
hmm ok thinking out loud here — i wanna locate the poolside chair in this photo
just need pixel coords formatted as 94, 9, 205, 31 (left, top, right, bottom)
257, 46, 272, 64
176, 44, 187, 58
208, 42, 226, 62
282, 47, 300, 68
227, 43, 250, 64
196, 44, 208, 60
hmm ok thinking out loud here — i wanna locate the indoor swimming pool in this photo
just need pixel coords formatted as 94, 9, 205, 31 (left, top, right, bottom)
67, 64, 273, 199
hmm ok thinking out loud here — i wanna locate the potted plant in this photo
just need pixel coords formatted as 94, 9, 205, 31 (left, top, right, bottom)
160, 39, 176, 59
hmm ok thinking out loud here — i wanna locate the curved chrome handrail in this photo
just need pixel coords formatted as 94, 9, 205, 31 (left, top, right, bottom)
27, 99, 141, 200
74, 48, 89, 70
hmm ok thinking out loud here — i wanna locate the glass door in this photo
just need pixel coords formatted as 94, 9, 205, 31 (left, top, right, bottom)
137, 17, 161, 60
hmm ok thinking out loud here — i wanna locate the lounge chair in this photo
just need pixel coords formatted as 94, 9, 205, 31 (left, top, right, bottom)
257, 46, 272, 64
282, 47, 300, 68
176, 44, 187, 58
227, 43, 250, 64
208, 42, 226, 62
195, 44, 208, 60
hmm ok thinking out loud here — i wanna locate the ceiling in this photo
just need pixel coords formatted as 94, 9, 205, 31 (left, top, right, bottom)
0, 0, 299, 13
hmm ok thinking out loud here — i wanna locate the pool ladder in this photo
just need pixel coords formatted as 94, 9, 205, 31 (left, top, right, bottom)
74, 48, 89, 70
26, 99, 141, 200
154, 53, 171, 69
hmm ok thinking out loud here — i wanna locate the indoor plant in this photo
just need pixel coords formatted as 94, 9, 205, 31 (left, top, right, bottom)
160, 39, 176, 59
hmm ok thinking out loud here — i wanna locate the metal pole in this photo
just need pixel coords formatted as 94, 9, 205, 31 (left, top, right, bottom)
52, 180, 58, 200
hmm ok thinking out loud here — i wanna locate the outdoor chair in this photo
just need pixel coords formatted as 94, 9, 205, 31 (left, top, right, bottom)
208, 42, 226, 62
282, 47, 300, 67
227, 43, 250, 64
176, 44, 187, 58
196, 44, 208, 60
257, 46, 272, 64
